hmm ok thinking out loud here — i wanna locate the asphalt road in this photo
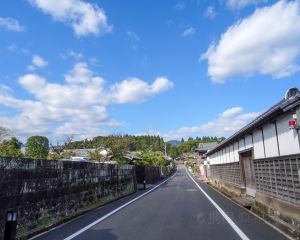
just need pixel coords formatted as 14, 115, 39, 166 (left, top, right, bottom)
35, 164, 288, 240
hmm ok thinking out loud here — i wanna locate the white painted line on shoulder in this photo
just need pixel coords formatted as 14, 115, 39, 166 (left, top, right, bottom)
64, 170, 177, 240
186, 169, 250, 240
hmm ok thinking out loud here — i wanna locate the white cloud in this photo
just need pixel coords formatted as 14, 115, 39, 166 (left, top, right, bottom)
7, 44, 17, 51
219, 107, 243, 118
0, 17, 25, 32
32, 55, 47, 68
127, 31, 140, 49
28, 55, 48, 70
201, 107, 260, 135
110, 77, 173, 104
28, 0, 112, 36
202, 1, 300, 83
0, 85, 12, 96
182, 27, 196, 37
127, 31, 140, 41
226, 0, 268, 10
7, 44, 29, 55
0, 62, 173, 139
65, 50, 84, 61
147, 107, 260, 140
64, 62, 104, 85
175, 2, 185, 11
205, 6, 217, 19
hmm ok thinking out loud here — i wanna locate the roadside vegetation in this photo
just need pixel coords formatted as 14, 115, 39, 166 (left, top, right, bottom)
0, 126, 225, 167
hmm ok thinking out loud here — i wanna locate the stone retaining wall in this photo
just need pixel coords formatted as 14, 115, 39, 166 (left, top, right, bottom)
0, 157, 136, 239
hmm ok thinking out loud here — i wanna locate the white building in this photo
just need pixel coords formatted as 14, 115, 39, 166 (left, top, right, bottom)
206, 88, 300, 237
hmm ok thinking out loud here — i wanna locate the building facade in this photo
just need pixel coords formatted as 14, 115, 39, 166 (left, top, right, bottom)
195, 142, 218, 180
206, 88, 300, 237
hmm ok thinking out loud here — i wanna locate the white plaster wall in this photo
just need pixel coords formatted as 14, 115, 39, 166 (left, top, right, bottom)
276, 113, 300, 155
208, 155, 214, 165
229, 144, 234, 163
221, 149, 225, 163
239, 138, 245, 151
212, 153, 215, 164
245, 135, 253, 150
234, 142, 239, 162
263, 124, 279, 157
253, 129, 265, 159
226, 146, 230, 163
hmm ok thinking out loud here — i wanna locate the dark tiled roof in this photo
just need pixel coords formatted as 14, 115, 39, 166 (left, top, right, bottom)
124, 152, 142, 161
195, 142, 218, 152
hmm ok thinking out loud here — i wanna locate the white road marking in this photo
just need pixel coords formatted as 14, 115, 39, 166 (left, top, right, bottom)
186, 169, 250, 240
64, 171, 177, 240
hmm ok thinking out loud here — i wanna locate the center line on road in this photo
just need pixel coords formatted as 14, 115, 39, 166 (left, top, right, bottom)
63, 170, 177, 240
186, 169, 250, 240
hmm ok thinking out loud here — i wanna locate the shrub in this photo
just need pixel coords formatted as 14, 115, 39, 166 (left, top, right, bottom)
26, 136, 49, 159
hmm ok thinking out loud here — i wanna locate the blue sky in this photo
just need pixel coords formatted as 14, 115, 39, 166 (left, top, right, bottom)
0, 0, 300, 142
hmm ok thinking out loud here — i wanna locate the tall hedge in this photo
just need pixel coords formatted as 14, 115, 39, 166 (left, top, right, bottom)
25, 136, 49, 159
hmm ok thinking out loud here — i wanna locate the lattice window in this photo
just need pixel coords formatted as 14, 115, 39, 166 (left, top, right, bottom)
254, 155, 300, 205
210, 162, 242, 187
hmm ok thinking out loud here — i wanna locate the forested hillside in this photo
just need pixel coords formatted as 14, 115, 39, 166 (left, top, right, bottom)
64, 135, 165, 152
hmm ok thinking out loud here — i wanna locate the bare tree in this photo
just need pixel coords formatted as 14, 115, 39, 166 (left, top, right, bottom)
0, 127, 11, 143
62, 134, 74, 147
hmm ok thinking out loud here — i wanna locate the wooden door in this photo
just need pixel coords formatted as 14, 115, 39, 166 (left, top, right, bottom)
241, 152, 256, 196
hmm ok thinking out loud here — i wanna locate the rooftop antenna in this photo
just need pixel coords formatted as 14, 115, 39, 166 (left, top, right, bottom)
285, 87, 299, 100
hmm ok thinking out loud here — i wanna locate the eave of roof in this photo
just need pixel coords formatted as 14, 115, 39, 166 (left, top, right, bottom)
207, 92, 300, 156
195, 149, 208, 153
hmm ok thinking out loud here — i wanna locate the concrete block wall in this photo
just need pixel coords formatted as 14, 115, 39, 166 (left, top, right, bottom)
0, 157, 136, 239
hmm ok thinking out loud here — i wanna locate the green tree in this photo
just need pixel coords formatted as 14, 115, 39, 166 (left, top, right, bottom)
136, 150, 170, 167
89, 151, 103, 162
26, 136, 49, 159
168, 144, 179, 159
115, 154, 129, 165
0, 137, 23, 157
47, 152, 62, 160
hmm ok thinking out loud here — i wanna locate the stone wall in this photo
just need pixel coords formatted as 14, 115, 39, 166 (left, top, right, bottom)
0, 157, 137, 239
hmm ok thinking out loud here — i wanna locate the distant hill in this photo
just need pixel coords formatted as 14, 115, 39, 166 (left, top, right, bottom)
167, 140, 181, 147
